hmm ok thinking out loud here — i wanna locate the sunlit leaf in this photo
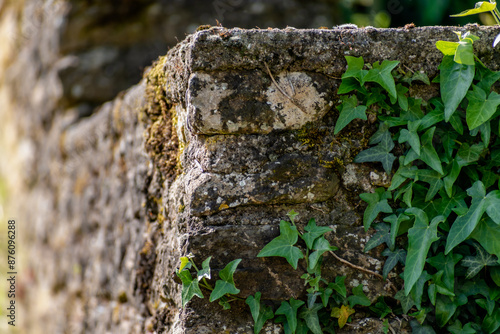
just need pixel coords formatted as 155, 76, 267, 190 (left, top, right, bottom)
342, 56, 367, 82
450, 1, 497, 17
258, 220, 304, 269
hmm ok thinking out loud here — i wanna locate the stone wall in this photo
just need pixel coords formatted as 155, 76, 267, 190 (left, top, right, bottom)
3, 1, 500, 334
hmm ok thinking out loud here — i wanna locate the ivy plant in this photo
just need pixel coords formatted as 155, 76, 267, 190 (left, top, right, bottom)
176, 211, 376, 333
335, 31, 500, 332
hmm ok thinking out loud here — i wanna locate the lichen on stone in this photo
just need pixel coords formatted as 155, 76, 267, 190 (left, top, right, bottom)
143, 55, 180, 180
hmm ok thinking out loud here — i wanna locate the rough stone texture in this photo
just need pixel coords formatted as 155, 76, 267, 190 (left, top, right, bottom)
3, 1, 500, 334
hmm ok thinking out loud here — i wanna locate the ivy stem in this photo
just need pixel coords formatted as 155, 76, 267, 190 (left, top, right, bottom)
199, 282, 214, 291
226, 296, 245, 302
473, 55, 486, 69
329, 250, 384, 281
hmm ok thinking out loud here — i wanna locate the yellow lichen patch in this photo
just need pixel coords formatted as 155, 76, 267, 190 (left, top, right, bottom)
218, 203, 229, 210
142, 56, 180, 180
196, 24, 212, 31
296, 122, 328, 149
73, 170, 90, 195
140, 240, 154, 256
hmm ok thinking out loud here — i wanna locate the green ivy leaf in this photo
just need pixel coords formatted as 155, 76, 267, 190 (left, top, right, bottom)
287, 210, 299, 223
447, 320, 476, 334
466, 85, 500, 130
396, 83, 409, 110
461, 243, 499, 279
435, 190, 467, 219
436, 295, 458, 328
419, 127, 444, 174
482, 308, 500, 334
389, 157, 417, 191
491, 266, 500, 287
369, 297, 392, 319
404, 208, 442, 294
177, 269, 204, 307
359, 188, 393, 231
382, 248, 406, 279
399, 120, 421, 155
342, 56, 367, 82
258, 220, 304, 269
276, 298, 305, 333
402, 97, 425, 121
308, 237, 337, 270
410, 319, 436, 334
446, 181, 488, 254
384, 213, 410, 250
354, 126, 396, 173
347, 284, 371, 308
454, 37, 475, 66
419, 108, 445, 131
395, 289, 416, 314
334, 95, 368, 134
471, 218, 500, 263
337, 76, 367, 95
457, 142, 485, 164
363, 60, 400, 99
475, 61, 500, 93
476, 297, 496, 316
329, 275, 347, 298
401, 168, 443, 202
443, 160, 464, 198
364, 223, 392, 252
430, 271, 456, 297
427, 252, 462, 292
439, 56, 475, 122
299, 303, 323, 334
246, 292, 274, 334
218, 296, 231, 310
302, 218, 332, 250
209, 259, 241, 302
410, 271, 432, 310
479, 121, 491, 148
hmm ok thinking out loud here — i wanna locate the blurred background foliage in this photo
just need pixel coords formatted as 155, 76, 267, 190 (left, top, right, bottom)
340, 0, 487, 28
172, 0, 490, 32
